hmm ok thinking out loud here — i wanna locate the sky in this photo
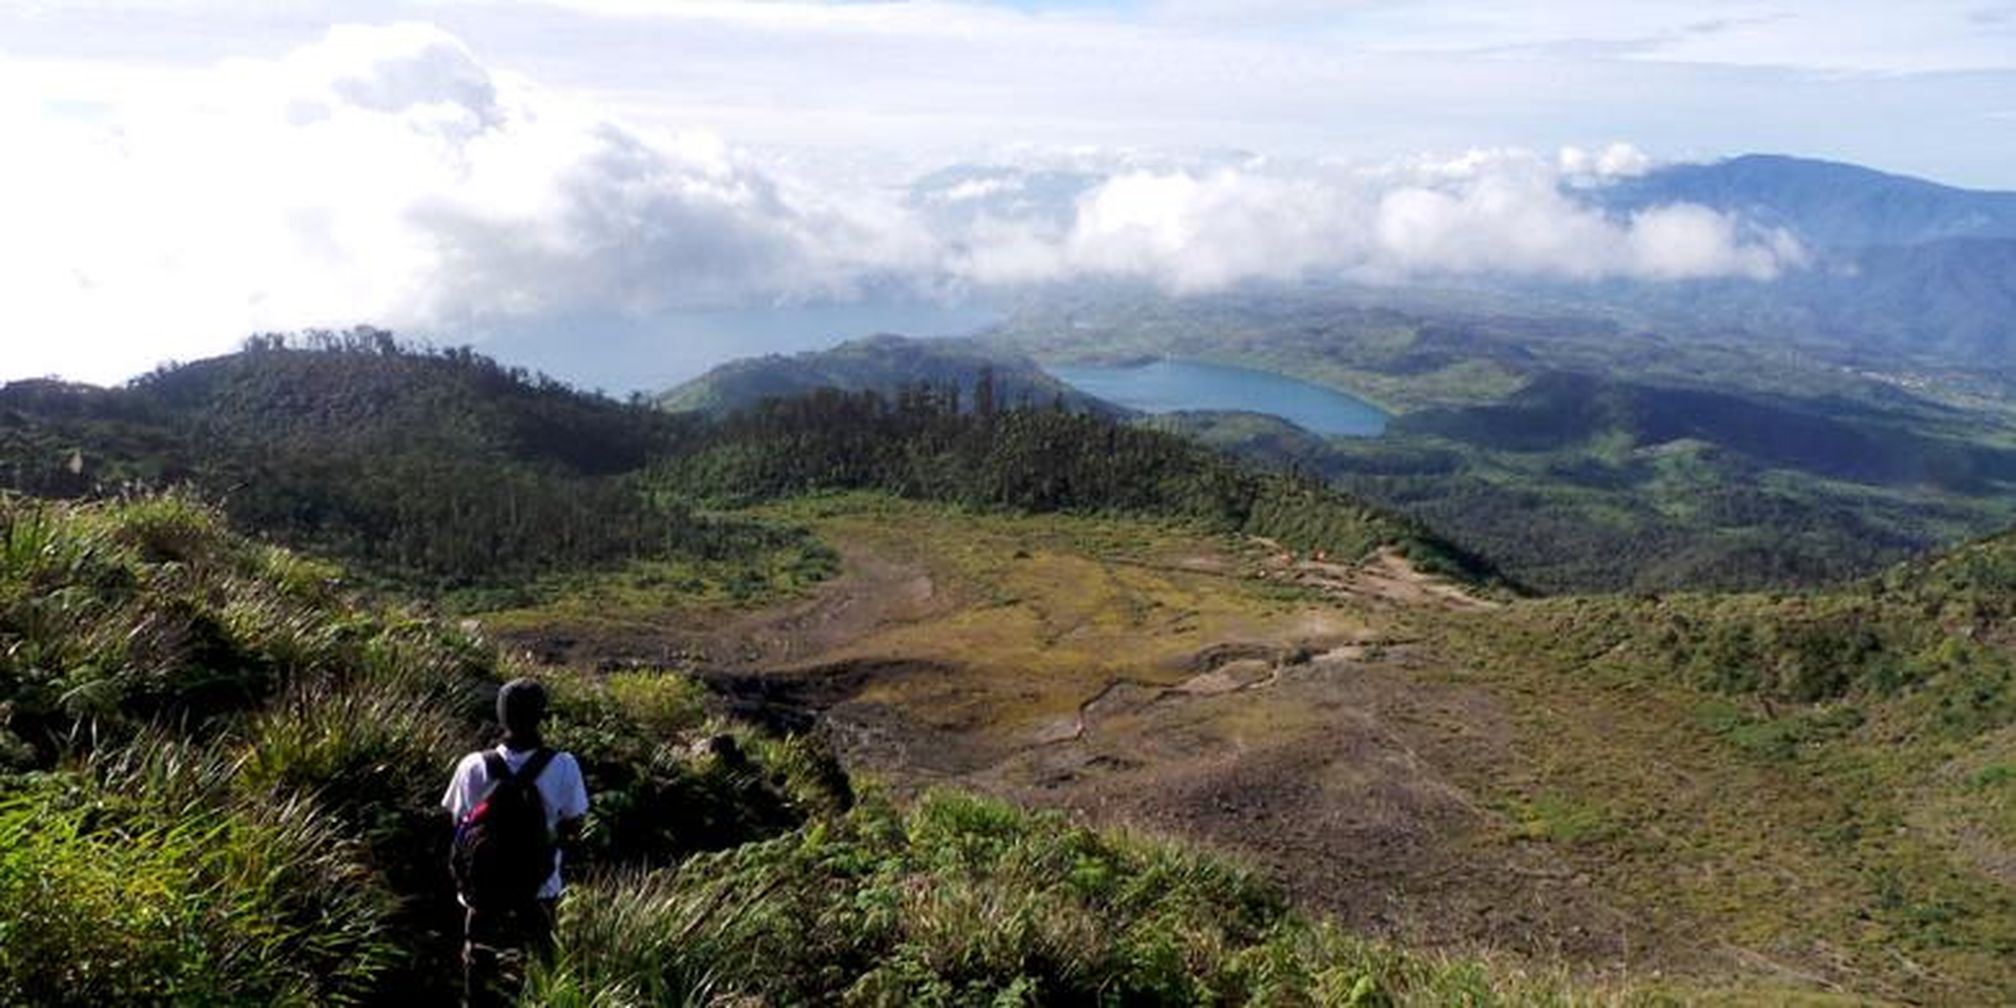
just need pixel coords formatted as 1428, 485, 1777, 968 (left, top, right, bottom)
3, 0, 2013, 387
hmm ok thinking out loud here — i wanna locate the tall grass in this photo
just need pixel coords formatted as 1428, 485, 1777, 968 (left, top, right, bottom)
0, 762, 400, 1006
1, 492, 849, 1005
2, 491, 357, 761
526, 791, 1629, 1007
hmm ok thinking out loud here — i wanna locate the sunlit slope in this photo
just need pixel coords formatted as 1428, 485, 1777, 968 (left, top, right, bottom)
654, 387, 1505, 587
560, 493, 2016, 1003
1423, 532, 2016, 1002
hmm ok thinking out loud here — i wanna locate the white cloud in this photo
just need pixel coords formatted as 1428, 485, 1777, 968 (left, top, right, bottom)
938, 149, 1802, 290
1, 20, 1813, 385
1625, 203, 1800, 280
1166, 0, 2016, 75
1559, 142, 1654, 181
451, 0, 2016, 76
0, 21, 929, 383
8, 2, 2015, 185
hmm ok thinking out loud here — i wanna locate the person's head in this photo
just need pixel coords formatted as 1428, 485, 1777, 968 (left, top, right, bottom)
496, 677, 549, 749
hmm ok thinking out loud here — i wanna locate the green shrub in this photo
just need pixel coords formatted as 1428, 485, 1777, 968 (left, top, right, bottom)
543, 667, 844, 870
605, 671, 709, 738
0, 769, 399, 1006
2, 493, 353, 755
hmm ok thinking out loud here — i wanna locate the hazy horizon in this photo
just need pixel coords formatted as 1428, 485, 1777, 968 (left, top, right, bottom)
5, 1, 2013, 386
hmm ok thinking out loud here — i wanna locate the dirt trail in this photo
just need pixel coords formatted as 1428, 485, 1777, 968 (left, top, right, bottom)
499, 541, 947, 670
710, 542, 947, 668
1257, 542, 1501, 611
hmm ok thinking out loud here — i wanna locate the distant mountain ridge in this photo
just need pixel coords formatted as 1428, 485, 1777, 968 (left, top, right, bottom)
658, 334, 1127, 417
1599, 153, 2016, 250
937, 152, 2016, 371
1564, 154, 2016, 365
1393, 370, 2016, 492
1707, 235, 2016, 362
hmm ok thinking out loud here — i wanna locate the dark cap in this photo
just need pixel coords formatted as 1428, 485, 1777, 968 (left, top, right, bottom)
497, 677, 549, 734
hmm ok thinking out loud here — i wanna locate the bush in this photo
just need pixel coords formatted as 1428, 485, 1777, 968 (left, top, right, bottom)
604, 671, 709, 738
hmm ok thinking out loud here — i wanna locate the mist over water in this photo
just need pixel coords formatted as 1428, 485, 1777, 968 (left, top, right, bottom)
1050, 359, 1389, 436
479, 301, 1004, 395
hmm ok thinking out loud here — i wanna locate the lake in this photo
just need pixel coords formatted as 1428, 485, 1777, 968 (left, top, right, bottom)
1049, 359, 1389, 437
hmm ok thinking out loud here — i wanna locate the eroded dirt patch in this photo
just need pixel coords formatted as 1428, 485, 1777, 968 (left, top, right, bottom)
829, 644, 1647, 965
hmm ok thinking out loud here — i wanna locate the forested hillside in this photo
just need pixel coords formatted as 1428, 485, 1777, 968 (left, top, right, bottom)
658, 384, 1499, 585
660, 333, 1123, 417
990, 287, 2016, 593
1, 331, 1491, 595
0, 330, 722, 588
1332, 371, 2016, 591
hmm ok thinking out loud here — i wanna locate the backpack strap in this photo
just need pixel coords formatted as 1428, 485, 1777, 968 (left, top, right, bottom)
462, 751, 514, 818
474, 749, 553, 801
519, 748, 557, 785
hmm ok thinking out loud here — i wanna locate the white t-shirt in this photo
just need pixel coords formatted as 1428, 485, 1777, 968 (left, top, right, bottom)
441, 745, 591, 900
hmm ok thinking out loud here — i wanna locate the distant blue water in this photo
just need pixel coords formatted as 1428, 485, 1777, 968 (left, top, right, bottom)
1050, 359, 1389, 437
479, 301, 1004, 395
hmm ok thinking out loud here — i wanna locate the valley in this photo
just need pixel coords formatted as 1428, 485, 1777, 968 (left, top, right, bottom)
6, 337, 2015, 1003
980, 296, 2016, 594
489, 493, 2016, 1003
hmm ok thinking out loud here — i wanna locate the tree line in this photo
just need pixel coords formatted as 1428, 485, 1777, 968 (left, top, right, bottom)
2, 335, 1502, 591
660, 380, 1499, 584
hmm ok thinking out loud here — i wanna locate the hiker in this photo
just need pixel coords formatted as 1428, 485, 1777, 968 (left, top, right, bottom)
442, 677, 590, 1008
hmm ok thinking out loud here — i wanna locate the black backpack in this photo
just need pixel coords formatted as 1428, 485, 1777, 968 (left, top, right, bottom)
451, 749, 558, 909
